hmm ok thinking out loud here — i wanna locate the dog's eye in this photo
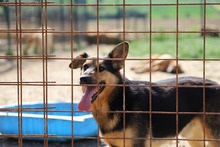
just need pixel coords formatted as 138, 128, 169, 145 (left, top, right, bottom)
83, 64, 89, 71
99, 66, 105, 72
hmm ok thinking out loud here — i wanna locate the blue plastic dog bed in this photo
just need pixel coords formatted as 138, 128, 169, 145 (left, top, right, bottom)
0, 102, 98, 141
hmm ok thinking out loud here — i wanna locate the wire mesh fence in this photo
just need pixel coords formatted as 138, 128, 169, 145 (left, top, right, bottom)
0, 0, 220, 147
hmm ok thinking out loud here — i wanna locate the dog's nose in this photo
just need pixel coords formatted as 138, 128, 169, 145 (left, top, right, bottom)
80, 75, 91, 84
170, 68, 176, 74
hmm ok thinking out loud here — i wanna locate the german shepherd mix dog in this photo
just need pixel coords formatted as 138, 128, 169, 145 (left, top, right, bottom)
69, 42, 220, 147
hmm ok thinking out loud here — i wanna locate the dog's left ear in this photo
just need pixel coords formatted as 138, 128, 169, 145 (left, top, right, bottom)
69, 53, 88, 69
108, 41, 129, 71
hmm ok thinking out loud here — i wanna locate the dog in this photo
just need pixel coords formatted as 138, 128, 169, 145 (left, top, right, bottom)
131, 54, 184, 74
69, 41, 220, 147
22, 27, 54, 55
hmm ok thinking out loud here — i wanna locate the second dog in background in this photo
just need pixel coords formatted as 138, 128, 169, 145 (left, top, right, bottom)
22, 27, 54, 55
131, 54, 184, 74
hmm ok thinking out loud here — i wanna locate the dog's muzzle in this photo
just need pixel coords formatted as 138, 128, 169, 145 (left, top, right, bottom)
80, 75, 92, 84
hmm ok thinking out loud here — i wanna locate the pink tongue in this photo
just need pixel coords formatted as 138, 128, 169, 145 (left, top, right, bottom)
78, 86, 97, 111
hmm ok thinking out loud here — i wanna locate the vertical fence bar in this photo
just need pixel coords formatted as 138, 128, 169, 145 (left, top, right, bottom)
149, 0, 153, 146
122, 1, 126, 147
15, 0, 23, 146
70, 0, 75, 146
41, 0, 49, 146
175, 0, 179, 146
96, 0, 101, 146
202, 0, 207, 146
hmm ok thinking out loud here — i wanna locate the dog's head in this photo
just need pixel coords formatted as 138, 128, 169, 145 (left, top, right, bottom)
69, 41, 129, 111
166, 62, 184, 74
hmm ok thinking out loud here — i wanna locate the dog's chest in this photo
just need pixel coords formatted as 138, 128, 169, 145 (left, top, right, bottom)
100, 127, 135, 147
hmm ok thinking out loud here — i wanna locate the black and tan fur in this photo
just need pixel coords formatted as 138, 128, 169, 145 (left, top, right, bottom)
69, 41, 220, 147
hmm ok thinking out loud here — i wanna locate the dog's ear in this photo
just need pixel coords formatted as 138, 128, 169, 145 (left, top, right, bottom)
108, 41, 129, 71
69, 53, 88, 69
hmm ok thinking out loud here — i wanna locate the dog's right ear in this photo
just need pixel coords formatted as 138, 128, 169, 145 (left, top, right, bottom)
108, 41, 129, 71
69, 53, 88, 69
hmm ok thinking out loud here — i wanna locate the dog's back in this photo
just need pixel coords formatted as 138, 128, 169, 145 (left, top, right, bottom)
121, 77, 219, 129
102, 76, 220, 146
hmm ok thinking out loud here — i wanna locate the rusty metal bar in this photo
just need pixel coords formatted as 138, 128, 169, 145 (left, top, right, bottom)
2, 30, 220, 34
70, 0, 74, 146
202, 1, 207, 146
1, 56, 220, 62
175, 1, 180, 146
3, 2, 220, 7
149, 0, 153, 146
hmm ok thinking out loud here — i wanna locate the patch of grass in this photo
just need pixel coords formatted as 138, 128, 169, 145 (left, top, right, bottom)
129, 34, 220, 59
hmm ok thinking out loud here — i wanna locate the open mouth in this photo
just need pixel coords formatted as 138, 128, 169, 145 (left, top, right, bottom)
78, 81, 106, 111
91, 81, 105, 103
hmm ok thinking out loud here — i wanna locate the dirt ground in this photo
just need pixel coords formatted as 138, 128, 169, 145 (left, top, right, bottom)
0, 44, 220, 147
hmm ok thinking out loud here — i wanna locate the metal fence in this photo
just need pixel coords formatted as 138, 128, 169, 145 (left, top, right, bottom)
0, 0, 220, 147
